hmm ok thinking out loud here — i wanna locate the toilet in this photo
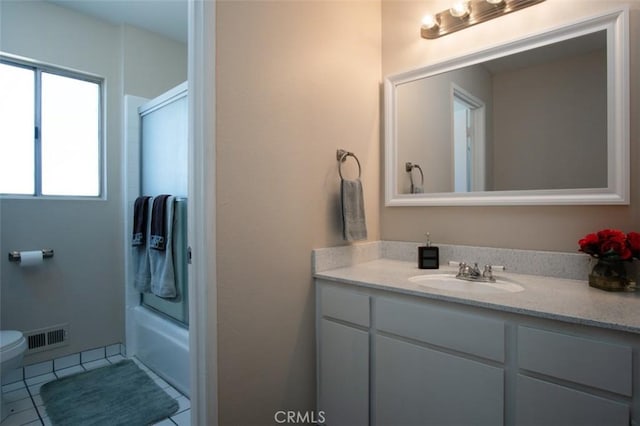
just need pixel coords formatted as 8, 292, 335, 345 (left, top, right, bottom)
0, 330, 28, 421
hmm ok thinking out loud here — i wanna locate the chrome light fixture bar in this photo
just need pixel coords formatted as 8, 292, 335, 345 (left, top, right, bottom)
421, 0, 546, 40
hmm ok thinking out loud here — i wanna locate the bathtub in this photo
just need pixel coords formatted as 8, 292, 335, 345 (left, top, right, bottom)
131, 305, 190, 397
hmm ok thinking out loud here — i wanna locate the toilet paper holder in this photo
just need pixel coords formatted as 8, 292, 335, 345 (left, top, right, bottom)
8, 249, 54, 262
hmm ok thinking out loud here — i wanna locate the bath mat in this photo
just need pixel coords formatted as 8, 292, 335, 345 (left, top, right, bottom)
40, 359, 178, 426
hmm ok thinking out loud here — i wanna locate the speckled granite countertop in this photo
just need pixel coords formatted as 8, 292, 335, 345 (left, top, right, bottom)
314, 258, 640, 335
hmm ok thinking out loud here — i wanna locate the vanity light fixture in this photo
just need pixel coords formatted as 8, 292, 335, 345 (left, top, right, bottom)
421, 0, 545, 39
449, 1, 471, 18
421, 14, 439, 30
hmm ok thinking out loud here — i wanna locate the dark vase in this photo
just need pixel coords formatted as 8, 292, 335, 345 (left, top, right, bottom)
588, 258, 636, 292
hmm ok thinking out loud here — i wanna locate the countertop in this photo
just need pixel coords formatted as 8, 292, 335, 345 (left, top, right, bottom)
314, 258, 640, 335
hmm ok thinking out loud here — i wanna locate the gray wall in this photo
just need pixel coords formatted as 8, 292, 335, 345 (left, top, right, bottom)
0, 0, 186, 364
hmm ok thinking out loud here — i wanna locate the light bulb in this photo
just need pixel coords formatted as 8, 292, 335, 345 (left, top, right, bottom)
421, 14, 439, 30
450, 1, 470, 18
486, 0, 504, 4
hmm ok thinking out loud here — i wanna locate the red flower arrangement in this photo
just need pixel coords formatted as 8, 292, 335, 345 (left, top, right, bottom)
579, 229, 640, 261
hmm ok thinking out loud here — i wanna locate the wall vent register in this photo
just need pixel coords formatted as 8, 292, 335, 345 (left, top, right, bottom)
24, 324, 69, 354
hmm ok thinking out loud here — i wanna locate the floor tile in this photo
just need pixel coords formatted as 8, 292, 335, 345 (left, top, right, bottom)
25, 373, 56, 386
41, 416, 53, 426
28, 380, 49, 396
24, 362, 53, 380
105, 344, 121, 357
171, 409, 191, 426
35, 402, 48, 418
1, 381, 25, 394
174, 396, 190, 414
131, 358, 150, 371
1, 387, 29, 403
81, 347, 105, 363
0, 407, 39, 426
153, 376, 170, 389
81, 359, 110, 370
152, 419, 175, 426
53, 353, 80, 371
163, 386, 181, 399
143, 368, 159, 379
0, 368, 23, 386
3, 396, 35, 416
23, 420, 43, 426
54, 365, 85, 378
107, 355, 126, 364
31, 394, 44, 407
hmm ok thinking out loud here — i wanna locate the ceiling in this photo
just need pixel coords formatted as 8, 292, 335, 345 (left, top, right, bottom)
45, 0, 188, 44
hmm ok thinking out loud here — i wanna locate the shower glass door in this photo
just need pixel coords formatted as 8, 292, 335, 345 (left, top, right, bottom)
139, 82, 189, 326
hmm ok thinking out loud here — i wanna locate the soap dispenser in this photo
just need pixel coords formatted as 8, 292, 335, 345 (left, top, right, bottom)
418, 233, 439, 269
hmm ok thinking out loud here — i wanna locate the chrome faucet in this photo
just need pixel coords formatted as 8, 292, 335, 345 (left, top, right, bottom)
453, 262, 505, 283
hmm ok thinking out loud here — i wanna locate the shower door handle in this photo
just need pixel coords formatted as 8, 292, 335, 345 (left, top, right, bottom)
187, 246, 192, 264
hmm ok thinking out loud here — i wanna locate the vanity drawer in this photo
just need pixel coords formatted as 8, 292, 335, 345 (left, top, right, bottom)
376, 297, 504, 362
319, 284, 370, 327
518, 326, 632, 396
515, 375, 629, 425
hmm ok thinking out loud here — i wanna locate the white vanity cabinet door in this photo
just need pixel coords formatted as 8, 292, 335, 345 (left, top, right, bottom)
515, 375, 630, 426
375, 334, 504, 426
319, 319, 369, 426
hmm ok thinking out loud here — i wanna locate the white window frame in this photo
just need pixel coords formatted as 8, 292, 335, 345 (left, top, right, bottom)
0, 54, 105, 199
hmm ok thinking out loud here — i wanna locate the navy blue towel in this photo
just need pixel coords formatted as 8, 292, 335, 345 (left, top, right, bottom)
150, 195, 171, 251
132, 196, 152, 246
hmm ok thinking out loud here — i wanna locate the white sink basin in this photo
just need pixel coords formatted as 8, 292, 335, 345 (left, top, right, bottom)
409, 273, 524, 294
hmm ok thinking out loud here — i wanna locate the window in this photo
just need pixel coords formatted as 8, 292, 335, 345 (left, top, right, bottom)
0, 57, 103, 197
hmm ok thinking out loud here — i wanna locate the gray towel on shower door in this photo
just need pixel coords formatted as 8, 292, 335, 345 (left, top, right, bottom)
341, 178, 367, 242
133, 197, 152, 293
149, 195, 177, 298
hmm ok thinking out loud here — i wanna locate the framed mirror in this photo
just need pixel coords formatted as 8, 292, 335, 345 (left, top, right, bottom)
385, 8, 629, 206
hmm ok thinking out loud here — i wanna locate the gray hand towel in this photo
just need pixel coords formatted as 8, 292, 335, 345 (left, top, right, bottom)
132, 196, 151, 246
133, 197, 152, 293
341, 178, 367, 242
150, 195, 177, 298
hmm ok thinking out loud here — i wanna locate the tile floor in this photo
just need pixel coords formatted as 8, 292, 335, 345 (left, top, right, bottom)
1, 350, 190, 426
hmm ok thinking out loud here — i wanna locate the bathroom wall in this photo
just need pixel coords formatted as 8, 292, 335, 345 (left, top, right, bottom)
492, 49, 606, 191
0, 0, 186, 364
397, 63, 492, 193
216, 1, 381, 423
381, 0, 640, 252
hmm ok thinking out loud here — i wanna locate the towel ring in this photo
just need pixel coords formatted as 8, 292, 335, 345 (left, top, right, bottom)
405, 162, 424, 193
337, 149, 361, 180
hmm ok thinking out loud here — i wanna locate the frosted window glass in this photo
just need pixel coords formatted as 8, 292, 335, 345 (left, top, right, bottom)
141, 95, 188, 197
0, 63, 35, 194
41, 72, 100, 196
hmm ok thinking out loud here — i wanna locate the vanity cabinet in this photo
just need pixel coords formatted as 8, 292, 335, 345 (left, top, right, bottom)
316, 279, 640, 426
375, 297, 505, 425
316, 284, 370, 426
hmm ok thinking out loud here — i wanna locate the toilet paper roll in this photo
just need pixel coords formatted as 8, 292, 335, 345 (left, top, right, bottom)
19, 251, 43, 267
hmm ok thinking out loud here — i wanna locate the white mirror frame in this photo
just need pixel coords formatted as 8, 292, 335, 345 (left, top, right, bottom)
385, 7, 629, 206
